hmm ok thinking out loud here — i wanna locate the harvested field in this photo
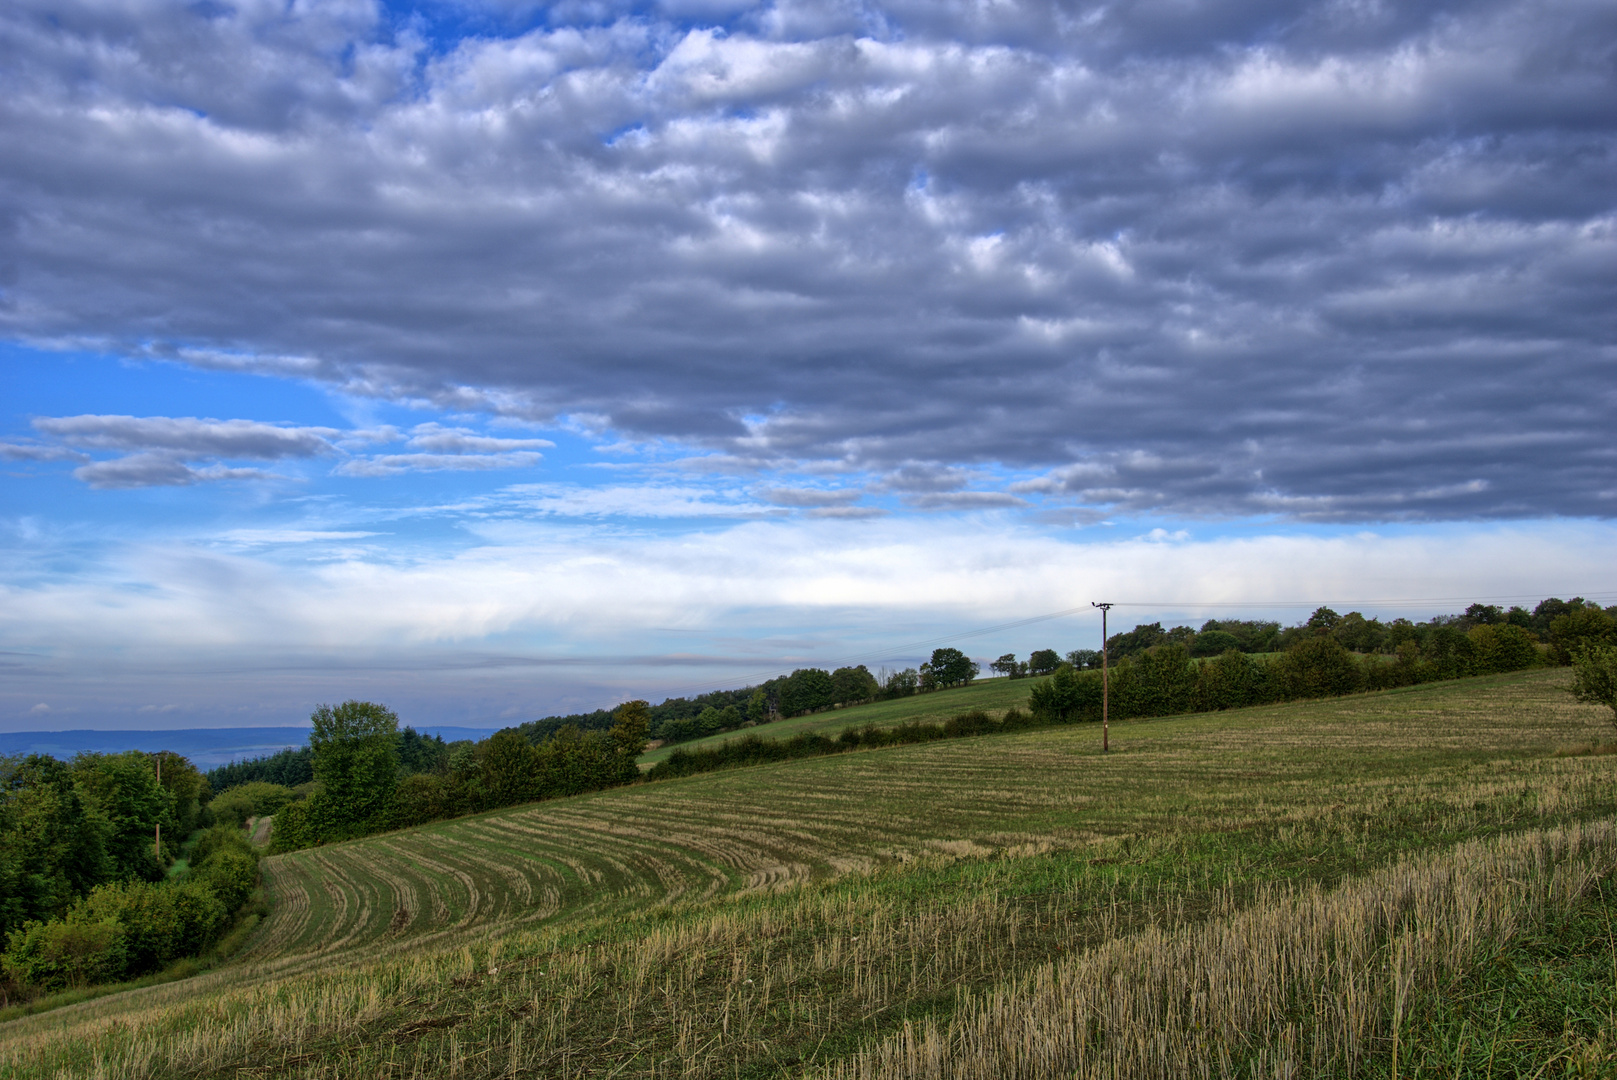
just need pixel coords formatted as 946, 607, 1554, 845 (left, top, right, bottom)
3, 668, 1616, 1078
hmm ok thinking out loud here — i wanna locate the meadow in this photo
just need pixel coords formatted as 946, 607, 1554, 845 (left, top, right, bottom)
637, 678, 1037, 764
3, 667, 1616, 1078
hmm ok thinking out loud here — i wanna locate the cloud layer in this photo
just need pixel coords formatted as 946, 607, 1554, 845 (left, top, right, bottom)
4, 516, 1614, 726
1, 0, 1611, 519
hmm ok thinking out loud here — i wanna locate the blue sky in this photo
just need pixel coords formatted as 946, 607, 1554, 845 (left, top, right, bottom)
1, 0, 1613, 731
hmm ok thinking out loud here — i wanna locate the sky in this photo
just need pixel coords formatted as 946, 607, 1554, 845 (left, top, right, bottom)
1, 0, 1613, 732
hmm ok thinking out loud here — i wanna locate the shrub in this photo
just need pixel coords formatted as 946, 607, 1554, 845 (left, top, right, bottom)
1468, 624, 1540, 674
1570, 643, 1617, 728
209, 781, 296, 829
2, 918, 126, 991
1278, 638, 1365, 699
1549, 608, 1617, 666
193, 849, 259, 912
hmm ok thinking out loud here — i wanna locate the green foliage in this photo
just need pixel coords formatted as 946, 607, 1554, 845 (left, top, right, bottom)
927, 647, 979, 688
1027, 650, 1062, 676
1569, 643, 1617, 726
608, 700, 651, 780
205, 746, 314, 792
0, 755, 110, 942
152, 753, 210, 836
779, 668, 835, 716
69, 752, 172, 884
1278, 637, 1365, 699
1468, 623, 1539, 674
306, 700, 400, 842
268, 799, 312, 855
481, 729, 539, 807
2, 917, 126, 992
209, 781, 296, 829
1549, 606, 1616, 665
191, 849, 258, 913
188, 823, 257, 868
830, 665, 879, 704
1189, 629, 1243, 657
1027, 664, 1101, 722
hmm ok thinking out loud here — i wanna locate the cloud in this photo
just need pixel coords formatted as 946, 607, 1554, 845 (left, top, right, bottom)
0, 442, 88, 463
2, 517, 1614, 725
908, 492, 1029, 510
0, 0, 1611, 519
72, 454, 277, 490
405, 424, 554, 454
334, 452, 544, 477
34, 416, 338, 458
484, 482, 773, 519
757, 487, 863, 508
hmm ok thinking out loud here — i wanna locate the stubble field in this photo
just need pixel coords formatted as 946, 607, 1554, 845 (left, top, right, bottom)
3, 667, 1616, 1078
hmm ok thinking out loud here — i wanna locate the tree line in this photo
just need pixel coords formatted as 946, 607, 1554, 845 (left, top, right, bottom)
0, 751, 261, 1002
266, 701, 649, 853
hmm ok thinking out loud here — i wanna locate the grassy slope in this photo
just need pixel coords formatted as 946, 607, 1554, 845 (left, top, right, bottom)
638, 676, 1036, 764
4, 668, 1616, 1078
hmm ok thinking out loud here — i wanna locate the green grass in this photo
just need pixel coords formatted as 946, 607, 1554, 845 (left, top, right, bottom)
4, 668, 1616, 1078
638, 677, 1038, 764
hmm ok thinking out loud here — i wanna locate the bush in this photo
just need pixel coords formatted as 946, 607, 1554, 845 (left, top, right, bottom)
269, 800, 312, 855
209, 781, 296, 829
1469, 624, 1540, 674
189, 823, 257, 868
192, 849, 258, 912
2, 918, 126, 991
74, 880, 227, 976
1570, 643, 1617, 728
1549, 608, 1617, 666
1279, 638, 1365, 699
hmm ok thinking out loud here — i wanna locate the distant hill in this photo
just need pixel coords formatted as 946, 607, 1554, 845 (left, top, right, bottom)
0, 726, 498, 768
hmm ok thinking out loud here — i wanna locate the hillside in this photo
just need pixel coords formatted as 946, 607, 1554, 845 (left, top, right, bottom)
638, 676, 1038, 764
4, 668, 1616, 1078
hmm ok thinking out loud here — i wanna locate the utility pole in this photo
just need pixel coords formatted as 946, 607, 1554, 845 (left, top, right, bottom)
1092, 603, 1113, 752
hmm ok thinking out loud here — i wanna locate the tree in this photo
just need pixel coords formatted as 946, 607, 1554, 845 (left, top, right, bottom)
306, 701, 400, 842
1065, 649, 1101, 670
0, 755, 111, 941
927, 648, 978, 688
1029, 664, 1101, 723
880, 668, 919, 698
1028, 649, 1062, 676
1306, 607, 1342, 634
1570, 644, 1617, 728
608, 700, 651, 783
1548, 607, 1616, 665
780, 669, 834, 716
830, 665, 878, 704
1279, 637, 1364, 699
990, 653, 1020, 678
481, 729, 539, 808
70, 752, 172, 882
746, 689, 771, 723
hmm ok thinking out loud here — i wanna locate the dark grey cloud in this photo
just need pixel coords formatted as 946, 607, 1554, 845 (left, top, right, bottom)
1, 0, 1613, 519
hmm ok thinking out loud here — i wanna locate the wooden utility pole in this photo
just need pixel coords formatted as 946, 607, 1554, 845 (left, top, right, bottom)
1092, 603, 1113, 752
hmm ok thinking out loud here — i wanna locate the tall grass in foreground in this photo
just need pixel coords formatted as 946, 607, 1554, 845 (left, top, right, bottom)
817, 820, 1617, 1080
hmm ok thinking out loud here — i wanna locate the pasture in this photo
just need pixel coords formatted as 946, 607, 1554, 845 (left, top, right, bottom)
638, 677, 1038, 764
3, 667, 1616, 1078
